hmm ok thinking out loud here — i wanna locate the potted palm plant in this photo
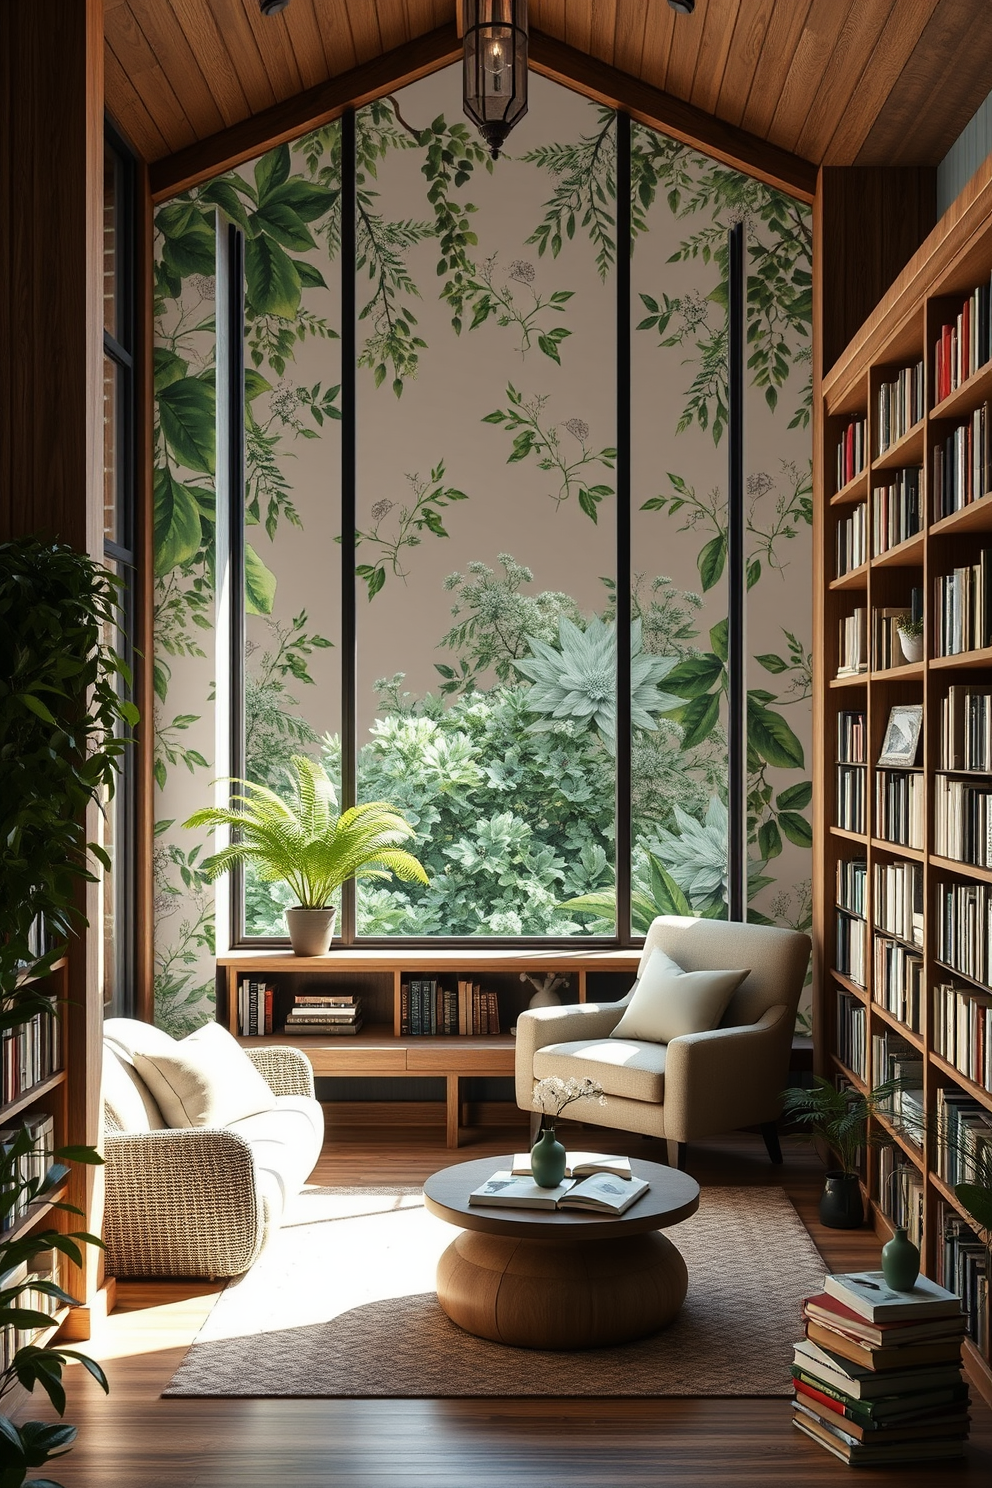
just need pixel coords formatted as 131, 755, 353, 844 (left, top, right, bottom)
184, 755, 429, 954
781, 1076, 905, 1229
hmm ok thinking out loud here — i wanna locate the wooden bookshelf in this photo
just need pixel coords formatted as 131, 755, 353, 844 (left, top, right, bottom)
817, 193, 992, 1403
217, 947, 642, 1148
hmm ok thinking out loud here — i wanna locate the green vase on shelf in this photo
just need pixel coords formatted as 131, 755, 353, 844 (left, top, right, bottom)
881, 1226, 920, 1291
530, 1124, 566, 1188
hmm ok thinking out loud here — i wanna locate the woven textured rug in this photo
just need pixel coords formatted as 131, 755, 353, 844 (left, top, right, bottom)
164, 1183, 824, 1399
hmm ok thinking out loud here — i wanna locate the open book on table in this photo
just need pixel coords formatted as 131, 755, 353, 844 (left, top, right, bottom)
510, 1151, 632, 1180
469, 1171, 649, 1214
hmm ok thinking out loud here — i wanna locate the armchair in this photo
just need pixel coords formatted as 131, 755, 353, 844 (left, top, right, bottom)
515, 915, 811, 1168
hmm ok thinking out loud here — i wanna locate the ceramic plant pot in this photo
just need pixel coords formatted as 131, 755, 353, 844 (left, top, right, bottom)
285, 906, 336, 956
819, 1170, 865, 1229
881, 1225, 921, 1290
530, 1125, 567, 1188
898, 629, 924, 663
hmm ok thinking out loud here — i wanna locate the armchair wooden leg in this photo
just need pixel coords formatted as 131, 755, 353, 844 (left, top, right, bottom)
667, 1140, 686, 1171
530, 1111, 542, 1143
761, 1121, 783, 1164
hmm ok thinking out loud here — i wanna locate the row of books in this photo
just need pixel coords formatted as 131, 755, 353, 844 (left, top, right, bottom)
941, 684, 992, 772
400, 979, 500, 1037
934, 774, 992, 868
0, 1112, 53, 1231
0, 1250, 63, 1372
792, 1270, 969, 1466
835, 911, 866, 987
877, 361, 924, 452
936, 878, 992, 990
836, 764, 866, 834
931, 403, 992, 520
936, 1086, 992, 1193
933, 547, 992, 656
285, 994, 363, 1035
878, 1149, 923, 1247
837, 709, 866, 763
836, 990, 867, 1081
872, 936, 923, 1033
237, 978, 274, 1036
934, 278, 992, 402
837, 607, 868, 675
872, 468, 921, 554
836, 857, 867, 916
835, 502, 867, 577
1, 1004, 60, 1108
875, 768, 924, 849
835, 416, 867, 490
872, 1030, 924, 1125
873, 859, 923, 946
933, 981, 992, 1092
936, 1204, 989, 1357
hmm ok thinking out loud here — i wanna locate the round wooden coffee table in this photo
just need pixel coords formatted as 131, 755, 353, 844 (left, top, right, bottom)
423, 1154, 700, 1350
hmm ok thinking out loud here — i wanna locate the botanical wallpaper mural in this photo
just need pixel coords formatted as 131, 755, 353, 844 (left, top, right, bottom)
152, 67, 812, 1036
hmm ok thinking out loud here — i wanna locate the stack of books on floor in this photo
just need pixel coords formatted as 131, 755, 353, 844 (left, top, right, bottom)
792, 1271, 970, 1465
284, 993, 362, 1036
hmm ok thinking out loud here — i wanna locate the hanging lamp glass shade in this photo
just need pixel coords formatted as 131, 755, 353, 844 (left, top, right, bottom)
463, 0, 528, 160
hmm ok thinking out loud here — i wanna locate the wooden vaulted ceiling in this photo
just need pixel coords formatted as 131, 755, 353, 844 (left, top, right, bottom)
106, 0, 992, 188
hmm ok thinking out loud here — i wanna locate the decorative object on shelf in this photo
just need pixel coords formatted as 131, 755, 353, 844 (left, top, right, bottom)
462, 0, 528, 160
184, 756, 428, 955
519, 970, 568, 1009
0, 1129, 109, 1483
880, 1224, 921, 1290
877, 703, 923, 766
0, 538, 136, 1010
530, 1075, 606, 1188
781, 1076, 905, 1229
896, 614, 924, 663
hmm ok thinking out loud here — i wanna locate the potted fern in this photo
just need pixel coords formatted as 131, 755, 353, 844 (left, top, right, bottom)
184, 755, 428, 954
896, 614, 924, 663
782, 1076, 905, 1228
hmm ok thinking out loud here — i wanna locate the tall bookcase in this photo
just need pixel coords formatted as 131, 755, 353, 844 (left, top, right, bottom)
814, 163, 992, 1405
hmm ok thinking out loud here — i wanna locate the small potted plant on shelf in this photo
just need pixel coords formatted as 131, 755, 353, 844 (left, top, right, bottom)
896, 614, 924, 663
781, 1076, 905, 1229
184, 755, 429, 955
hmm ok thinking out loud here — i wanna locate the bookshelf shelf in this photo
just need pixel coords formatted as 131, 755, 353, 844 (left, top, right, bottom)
0, 1070, 66, 1125
872, 421, 924, 470
830, 969, 868, 1002
14, 955, 68, 989
816, 199, 992, 1381
3, 1182, 70, 1247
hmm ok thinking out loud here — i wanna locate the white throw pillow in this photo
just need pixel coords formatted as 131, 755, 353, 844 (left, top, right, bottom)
134, 1021, 276, 1129
610, 946, 749, 1045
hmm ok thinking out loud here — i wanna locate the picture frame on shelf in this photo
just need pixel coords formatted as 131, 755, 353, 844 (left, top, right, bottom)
878, 704, 923, 767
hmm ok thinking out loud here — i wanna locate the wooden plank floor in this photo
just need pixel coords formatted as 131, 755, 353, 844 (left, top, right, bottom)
18, 1118, 992, 1486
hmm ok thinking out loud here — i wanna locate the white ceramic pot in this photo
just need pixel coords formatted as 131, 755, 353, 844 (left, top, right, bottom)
898, 629, 924, 663
285, 906, 336, 956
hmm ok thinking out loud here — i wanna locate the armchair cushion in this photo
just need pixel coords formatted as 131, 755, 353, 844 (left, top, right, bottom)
533, 1037, 667, 1102
610, 946, 748, 1044
134, 1021, 277, 1129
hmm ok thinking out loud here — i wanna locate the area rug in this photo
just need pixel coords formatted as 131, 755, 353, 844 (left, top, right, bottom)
164, 1184, 824, 1398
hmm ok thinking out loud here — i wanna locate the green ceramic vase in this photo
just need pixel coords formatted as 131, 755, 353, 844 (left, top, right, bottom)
881, 1226, 920, 1291
530, 1125, 567, 1188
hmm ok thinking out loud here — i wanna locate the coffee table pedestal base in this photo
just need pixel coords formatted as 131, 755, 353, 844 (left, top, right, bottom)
436, 1229, 688, 1349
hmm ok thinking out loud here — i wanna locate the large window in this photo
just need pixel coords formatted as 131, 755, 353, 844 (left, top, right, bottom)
151, 66, 812, 1026
102, 120, 138, 1014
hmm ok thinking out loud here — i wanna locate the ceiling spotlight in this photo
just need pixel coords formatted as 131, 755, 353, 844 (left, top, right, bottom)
259, 0, 290, 15
668, 0, 695, 13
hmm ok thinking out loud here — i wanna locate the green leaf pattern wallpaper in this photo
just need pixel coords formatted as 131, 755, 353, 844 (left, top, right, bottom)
152, 67, 812, 1036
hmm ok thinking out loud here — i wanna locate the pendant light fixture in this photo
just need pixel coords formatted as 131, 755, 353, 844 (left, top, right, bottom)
463, 1, 529, 160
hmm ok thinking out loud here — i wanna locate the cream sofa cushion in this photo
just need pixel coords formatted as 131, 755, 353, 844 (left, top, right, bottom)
610, 945, 748, 1044
533, 1038, 667, 1102
102, 1045, 166, 1133
134, 1021, 277, 1129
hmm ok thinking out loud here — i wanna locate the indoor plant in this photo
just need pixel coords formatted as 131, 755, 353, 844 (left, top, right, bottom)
781, 1076, 905, 1228
184, 755, 429, 954
896, 614, 924, 663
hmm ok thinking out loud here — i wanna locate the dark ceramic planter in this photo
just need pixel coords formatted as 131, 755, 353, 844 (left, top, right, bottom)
819, 1170, 865, 1229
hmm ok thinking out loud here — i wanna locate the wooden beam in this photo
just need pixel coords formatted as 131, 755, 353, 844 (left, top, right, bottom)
528, 31, 817, 204
135, 156, 156, 1023
149, 23, 462, 201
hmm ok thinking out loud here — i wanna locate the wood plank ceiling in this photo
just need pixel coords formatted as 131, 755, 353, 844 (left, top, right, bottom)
106, 0, 992, 174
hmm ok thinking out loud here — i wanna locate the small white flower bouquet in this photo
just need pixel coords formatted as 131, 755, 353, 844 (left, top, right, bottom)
532, 1075, 606, 1124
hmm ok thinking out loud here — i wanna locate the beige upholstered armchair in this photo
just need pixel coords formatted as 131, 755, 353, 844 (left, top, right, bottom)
515, 915, 811, 1168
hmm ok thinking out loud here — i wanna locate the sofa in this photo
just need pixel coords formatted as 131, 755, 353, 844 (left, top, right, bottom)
101, 1017, 324, 1279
